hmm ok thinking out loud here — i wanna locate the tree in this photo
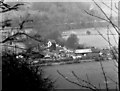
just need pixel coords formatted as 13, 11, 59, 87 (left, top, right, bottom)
65, 34, 79, 49
86, 30, 91, 35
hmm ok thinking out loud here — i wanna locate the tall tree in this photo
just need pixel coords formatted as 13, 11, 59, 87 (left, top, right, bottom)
65, 34, 79, 49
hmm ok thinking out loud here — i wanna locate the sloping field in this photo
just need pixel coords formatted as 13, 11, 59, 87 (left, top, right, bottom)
63, 27, 118, 48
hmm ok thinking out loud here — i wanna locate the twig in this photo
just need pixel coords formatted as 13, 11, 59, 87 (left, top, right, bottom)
101, 1, 117, 14
18, 14, 33, 30
106, 25, 118, 63
96, 29, 115, 49
1, 32, 23, 43
108, 27, 118, 45
115, 80, 119, 91
98, 83, 101, 90
0, 2, 24, 13
86, 73, 91, 87
115, 3, 119, 11
1, 32, 44, 43
84, 9, 120, 35
71, 71, 99, 91
96, 28, 118, 57
107, 26, 111, 49
52, 77, 59, 85
107, 75, 118, 85
57, 70, 98, 91
110, 0, 112, 18
110, 47, 118, 64
71, 71, 83, 85
84, 10, 109, 22
92, 0, 120, 35
99, 60, 109, 91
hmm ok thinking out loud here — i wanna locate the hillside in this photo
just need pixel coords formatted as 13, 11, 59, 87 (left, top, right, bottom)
2, 2, 108, 35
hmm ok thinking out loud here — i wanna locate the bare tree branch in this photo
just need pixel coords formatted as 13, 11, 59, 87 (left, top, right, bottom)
115, 3, 119, 11
110, 0, 112, 18
107, 26, 111, 49
96, 29, 118, 65
18, 13, 33, 30
106, 26, 118, 64
96, 29, 117, 53
106, 75, 118, 85
91, 0, 120, 35
98, 83, 101, 90
71, 71, 99, 90
101, 1, 117, 14
108, 27, 118, 45
84, 10, 109, 22
111, 50, 118, 65
0, 1, 24, 13
84, 10, 120, 35
0, 32, 44, 44
57, 70, 98, 91
99, 60, 109, 91
86, 73, 91, 87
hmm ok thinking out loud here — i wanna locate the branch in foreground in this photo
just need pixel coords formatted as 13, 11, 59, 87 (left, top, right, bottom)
84, 9, 120, 35
114, 3, 119, 11
101, 1, 117, 14
57, 70, 98, 91
71, 71, 99, 90
92, 0, 120, 35
1, 32, 44, 44
0, 2, 24, 13
99, 60, 109, 91
108, 26, 118, 45
96, 29, 118, 65
107, 75, 118, 86
84, 10, 109, 22
97, 30, 115, 50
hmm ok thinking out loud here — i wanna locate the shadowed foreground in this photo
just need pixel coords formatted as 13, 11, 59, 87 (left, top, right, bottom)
2, 52, 54, 91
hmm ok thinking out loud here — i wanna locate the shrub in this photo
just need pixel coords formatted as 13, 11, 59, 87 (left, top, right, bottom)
94, 56, 104, 62
2, 52, 54, 91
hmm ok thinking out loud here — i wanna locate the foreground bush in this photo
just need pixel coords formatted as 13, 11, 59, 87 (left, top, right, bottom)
2, 52, 54, 91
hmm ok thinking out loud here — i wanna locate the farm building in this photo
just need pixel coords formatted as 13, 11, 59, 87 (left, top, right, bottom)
74, 49, 92, 54
74, 48, 101, 59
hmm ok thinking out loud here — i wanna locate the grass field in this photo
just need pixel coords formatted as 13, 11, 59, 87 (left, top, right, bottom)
63, 27, 118, 48
44, 60, 118, 89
